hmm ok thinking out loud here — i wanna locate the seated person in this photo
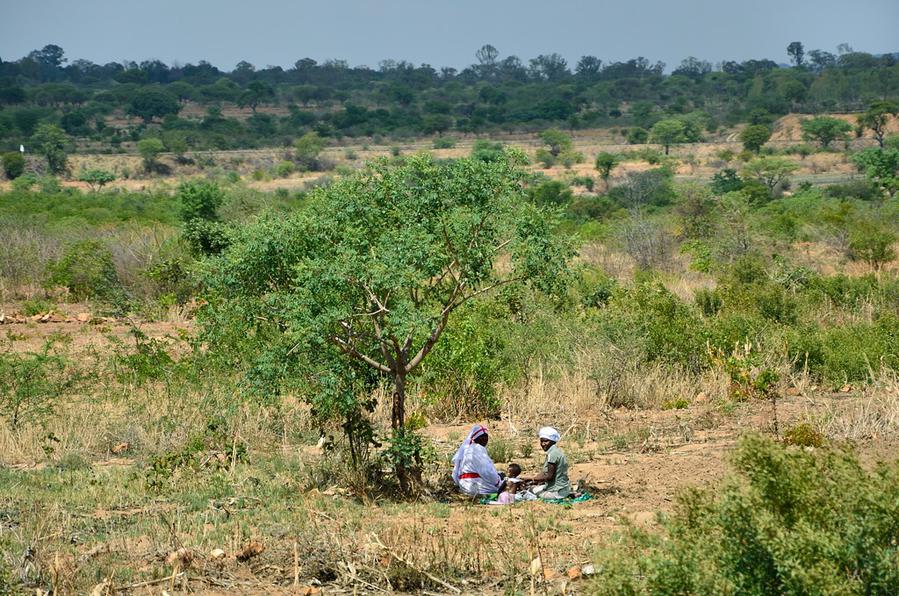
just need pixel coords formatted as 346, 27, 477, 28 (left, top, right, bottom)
496, 463, 522, 504
451, 425, 502, 496
522, 427, 572, 500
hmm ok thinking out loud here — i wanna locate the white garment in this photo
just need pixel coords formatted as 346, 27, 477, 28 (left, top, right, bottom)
452, 425, 501, 495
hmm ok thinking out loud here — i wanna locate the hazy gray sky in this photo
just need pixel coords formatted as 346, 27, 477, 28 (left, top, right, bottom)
2, 0, 897, 71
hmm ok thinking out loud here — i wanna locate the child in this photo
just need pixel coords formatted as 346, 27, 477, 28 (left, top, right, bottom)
496, 463, 522, 505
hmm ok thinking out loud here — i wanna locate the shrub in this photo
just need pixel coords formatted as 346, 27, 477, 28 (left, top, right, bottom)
273, 161, 295, 177
470, 139, 505, 162
432, 136, 457, 149
592, 435, 899, 595
47, 239, 123, 302
0, 343, 72, 429
783, 423, 825, 447
535, 148, 556, 167
77, 169, 116, 191
528, 180, 572, 206
2, 151, 25, 179
627, 127, 649, 144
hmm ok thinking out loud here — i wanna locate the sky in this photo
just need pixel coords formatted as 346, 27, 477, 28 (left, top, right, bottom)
2, 0, 898, 72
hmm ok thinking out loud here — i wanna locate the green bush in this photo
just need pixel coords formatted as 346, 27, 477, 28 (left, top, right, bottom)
47, 239, 123, 302
592, 434, 899, 595
432, 136, 457, 149
2, 151, 25, 179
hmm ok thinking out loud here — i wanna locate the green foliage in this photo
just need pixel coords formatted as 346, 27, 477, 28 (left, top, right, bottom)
857, 100, 898, 147
528, 179, 573, 206
851, 147, 899, 198
137, 137, 165, 172
273, 160, 295, 178
177, 180, 230, 255
741, 157, 798, 194
432, 136, 457, 149
740, 124, 772, 153
800, 116, 853, 148
127, 88, 180, 123
470, 139, 505, 163
592, 435, 899, 595
539, 128, 573, 157
31, 123, 69, 174
783, 423, 825, 447
200, 154, 571, 482
77, 168, 116, 191
0, 342, 72, 429
650, 119, 688, 154
848, 223, 897, 271
294, 131, 326, 170
113, 328, 175, 385
710, 168, 744, 195
2, 151, 25, 179
535, 148, 555, 167
594, 152, 619, 186
627, 127, 649, 144
47, 239, 123, 302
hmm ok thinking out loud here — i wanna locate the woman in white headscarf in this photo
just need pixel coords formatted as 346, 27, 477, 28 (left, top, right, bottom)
521, 426, 572, 499
451, 424, 502, 496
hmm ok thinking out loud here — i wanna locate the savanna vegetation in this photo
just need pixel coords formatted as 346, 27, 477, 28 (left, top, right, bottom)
0, 40, 898, 596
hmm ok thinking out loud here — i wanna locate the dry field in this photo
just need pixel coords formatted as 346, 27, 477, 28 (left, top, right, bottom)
1, 303, 897, 594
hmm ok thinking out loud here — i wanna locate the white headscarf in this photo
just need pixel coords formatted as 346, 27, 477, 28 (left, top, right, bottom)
452, 424, 488, 484
538, 426, 561, 443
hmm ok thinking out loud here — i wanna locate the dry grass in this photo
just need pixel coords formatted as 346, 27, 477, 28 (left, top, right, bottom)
809, 370, 899, 441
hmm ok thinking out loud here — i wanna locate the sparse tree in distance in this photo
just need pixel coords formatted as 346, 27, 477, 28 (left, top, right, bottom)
741, 157, 798, 194
651, 119, 687, 155
857, 100, 899, 148
787, 41, 805, 67
540, 129, 573, 157
77, 169, 116, 191
740, 124, 772, 154
294, 131, 326, 170
32, 123, 69, 174
801, 116, 853, 148
595, 152, 619, 190
127, 88, 180, 123
137, 137, 165, 172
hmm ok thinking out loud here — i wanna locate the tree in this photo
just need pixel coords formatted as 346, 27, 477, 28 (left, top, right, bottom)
294, 131, 326, 170
741, 157, 798, 194
848, 221, 896, 271
77, 169, 116, 191
787, 42, 805, 67
32, 123, 69, 174
740, 125, 772, 154
857, 100, 899, 148
540, 129, 572, 157
594, 152, 619, 190
200, 154, 570, 481
127, 88, 180, 123
650, 119, 687, 155
575, 56, 603, 80
137, 137, 165, 172
238, 81, 275, 113
851, 147, 899, 198
179, 181, 229, 255
801, 116, 852, 148
2, 152, 26, 180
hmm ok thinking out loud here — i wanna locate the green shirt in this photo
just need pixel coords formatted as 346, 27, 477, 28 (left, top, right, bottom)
542, 444, 571, 497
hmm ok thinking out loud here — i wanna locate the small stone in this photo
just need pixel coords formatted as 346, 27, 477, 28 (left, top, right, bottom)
567, 565, 582, 580
581, 564, 596, 576
209, 548, 226, 560
76, 312, 91, 323
840, 384, 852, 393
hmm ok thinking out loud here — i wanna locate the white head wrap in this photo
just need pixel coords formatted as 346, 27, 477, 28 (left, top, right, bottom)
538, 426, 561, 443
452, 424, 489, 484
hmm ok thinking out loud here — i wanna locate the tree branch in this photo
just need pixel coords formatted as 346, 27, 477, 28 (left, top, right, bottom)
330, 336, 392, 373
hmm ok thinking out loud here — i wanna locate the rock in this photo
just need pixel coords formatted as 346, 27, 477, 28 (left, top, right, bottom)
543, 568, 563, 581
0, 313, 5, 324
236, 540, 265, 562
89, 579, 112, 596
39, 313, 53, 323
529, 557, 542, 577
111, 442, 130, 455
299, 588, 320, 596
785, 387, 801, 396
209, 548, 226, 560
693, 391, 708, 404
30, 314, 42, 322
567, 565, 582, 580
76, 312, 91, 323
840, 384, 852, 393
581, 564, 596, 576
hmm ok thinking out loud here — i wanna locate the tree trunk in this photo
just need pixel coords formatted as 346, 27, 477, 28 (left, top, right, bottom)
391, 372, 406, 430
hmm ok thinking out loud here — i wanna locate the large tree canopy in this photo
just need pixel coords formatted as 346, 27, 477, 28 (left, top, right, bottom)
199, 153, 571, 443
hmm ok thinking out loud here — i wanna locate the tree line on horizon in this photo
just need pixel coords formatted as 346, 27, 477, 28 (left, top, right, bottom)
1, 42, 898, 153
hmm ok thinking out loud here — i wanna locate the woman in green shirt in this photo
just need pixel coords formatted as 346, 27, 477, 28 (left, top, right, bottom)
522, 426, 572, 499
